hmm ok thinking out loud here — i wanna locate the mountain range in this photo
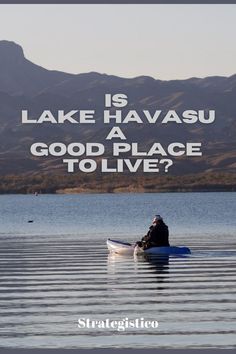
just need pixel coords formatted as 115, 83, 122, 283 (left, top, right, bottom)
0, 40, 235, 176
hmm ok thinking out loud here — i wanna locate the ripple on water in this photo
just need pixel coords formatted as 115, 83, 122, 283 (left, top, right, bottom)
0, 233, 235, 348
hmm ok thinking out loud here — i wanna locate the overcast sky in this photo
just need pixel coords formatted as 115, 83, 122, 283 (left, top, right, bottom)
0, 5, 235, 80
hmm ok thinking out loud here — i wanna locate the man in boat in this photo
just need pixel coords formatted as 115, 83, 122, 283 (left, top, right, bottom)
137, 215, 170, 250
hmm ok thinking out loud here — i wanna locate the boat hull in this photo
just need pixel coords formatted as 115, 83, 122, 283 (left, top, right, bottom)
107, 239, 191, 255
107, 239, 134, 254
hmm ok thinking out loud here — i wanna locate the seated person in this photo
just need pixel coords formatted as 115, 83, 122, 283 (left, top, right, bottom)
137, 214, 170, 250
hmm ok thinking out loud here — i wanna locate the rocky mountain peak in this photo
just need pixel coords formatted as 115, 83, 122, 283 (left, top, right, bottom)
0, 40, 25, 67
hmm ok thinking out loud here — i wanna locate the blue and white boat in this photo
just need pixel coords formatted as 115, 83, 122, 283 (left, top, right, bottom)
107, 238, 191, 255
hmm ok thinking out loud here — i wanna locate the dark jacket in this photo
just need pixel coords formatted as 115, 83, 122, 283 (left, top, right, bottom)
141, 221, 169, 249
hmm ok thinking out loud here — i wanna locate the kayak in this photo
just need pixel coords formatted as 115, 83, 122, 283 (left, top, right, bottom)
107, 238, 191, 255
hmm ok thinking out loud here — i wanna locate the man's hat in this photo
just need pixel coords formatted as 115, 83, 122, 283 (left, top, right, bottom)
154, 214, 163, 221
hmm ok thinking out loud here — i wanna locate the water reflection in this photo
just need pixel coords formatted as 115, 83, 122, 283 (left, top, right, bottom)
136, 253, 169, 273
107, 252, 170, 289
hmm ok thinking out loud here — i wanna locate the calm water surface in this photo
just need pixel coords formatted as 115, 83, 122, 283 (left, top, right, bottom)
0, 193, 235, 348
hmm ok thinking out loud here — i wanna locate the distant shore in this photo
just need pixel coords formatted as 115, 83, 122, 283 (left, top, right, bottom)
0, 172, 235, 194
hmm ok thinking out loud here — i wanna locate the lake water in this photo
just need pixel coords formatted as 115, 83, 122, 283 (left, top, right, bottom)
0, 192, 235, 349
